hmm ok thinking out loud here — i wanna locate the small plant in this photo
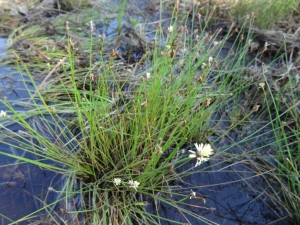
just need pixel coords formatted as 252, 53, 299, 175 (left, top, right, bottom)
129, 17, 139, 27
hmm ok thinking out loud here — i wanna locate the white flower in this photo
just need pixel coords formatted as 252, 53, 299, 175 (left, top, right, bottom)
208, 56, 213, 63
0, 110, 7, 117
90, 20, 95, 32
129, 180, 140, 191
188, 143, 214, 167
189, 189, 196, 199
168, 26, 173, 33
48, 187, 57, 192
258, 82, 265, 89
146, 72, 151, 79
213, 41, 219, 47
113, 178, 122, 186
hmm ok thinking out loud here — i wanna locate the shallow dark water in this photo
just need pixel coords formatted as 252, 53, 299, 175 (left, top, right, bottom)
0, 38, 63, 225
146, 132, 287, 224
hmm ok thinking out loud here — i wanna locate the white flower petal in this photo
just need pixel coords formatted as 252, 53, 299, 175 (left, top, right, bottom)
195, 159, 202, 167
190, 143, 215, 167
0, 110, 7, 117
113, 178, 122, 186
201, 157, 209, 162
129, 180, 140, 191
194, 143, 203, 155
202, 144, 214, 157
189, 154, 196, 158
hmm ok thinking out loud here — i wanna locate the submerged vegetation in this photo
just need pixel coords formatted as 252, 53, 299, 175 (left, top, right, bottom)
0, 0, 299, 224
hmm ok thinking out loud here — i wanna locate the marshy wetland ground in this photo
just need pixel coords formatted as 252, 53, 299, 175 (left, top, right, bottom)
0, 0, 299, 224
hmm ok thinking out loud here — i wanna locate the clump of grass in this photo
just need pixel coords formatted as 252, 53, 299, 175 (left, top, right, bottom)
0, 10, 257, 223
230, 0, 299, 29
3, 1, 298, 224
195, 0, 299, 29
